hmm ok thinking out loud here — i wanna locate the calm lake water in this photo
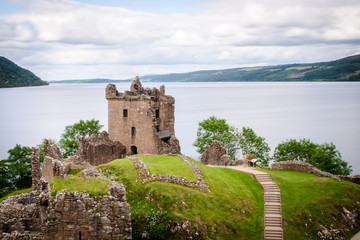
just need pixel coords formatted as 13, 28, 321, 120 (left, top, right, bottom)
1, 82, 359, 174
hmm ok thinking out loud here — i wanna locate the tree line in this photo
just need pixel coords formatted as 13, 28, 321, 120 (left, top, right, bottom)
0, 119, 103, 199
193, 116, 352, 176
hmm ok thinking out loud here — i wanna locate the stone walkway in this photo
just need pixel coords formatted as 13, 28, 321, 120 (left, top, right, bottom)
211, 165, 284, 240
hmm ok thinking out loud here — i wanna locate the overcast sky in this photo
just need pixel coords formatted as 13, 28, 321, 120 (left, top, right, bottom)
1, 0, 360, 80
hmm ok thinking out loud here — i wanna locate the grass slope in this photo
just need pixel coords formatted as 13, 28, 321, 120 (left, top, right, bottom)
97, 156, 264, 239
11, 155, 359, 239
261, 169, 360, 239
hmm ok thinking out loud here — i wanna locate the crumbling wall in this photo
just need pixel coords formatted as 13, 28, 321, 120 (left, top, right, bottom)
271, 161, 342, 181
201, 140, 232, 166
0, 193, 43, 240
271, 160, 360, 185
74, 131, 126, 166
44, 182, 132, 240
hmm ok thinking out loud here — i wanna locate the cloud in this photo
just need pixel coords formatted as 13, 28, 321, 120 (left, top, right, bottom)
0, 0, 360, 80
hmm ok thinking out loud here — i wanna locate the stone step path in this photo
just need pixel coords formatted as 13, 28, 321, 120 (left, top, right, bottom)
227, 166, 284, 240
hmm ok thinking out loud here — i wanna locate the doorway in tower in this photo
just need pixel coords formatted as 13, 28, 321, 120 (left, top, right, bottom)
131, 145, 137, 155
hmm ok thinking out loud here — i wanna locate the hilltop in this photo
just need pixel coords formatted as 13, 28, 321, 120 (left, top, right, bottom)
0, 56, 48, 88
53, 156, 360, 239
140, 54, 360, 82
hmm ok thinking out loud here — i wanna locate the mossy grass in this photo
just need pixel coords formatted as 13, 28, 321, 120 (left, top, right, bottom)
139, 155, 198, 181
260, 168, 360, 239
97, 157, 264, 239
0, 187, 32, 203
50, 175, 110, 197
67, 168, 83, 176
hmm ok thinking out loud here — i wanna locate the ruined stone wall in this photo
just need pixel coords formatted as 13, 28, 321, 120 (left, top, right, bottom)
271, 160, 360, 185
271, 161, 342, 181
201, 140, 231, 166
44, 182, 131, 240
76, 131, 126, 166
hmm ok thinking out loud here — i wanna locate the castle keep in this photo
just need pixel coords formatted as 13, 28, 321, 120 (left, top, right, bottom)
106, 77, 180, 155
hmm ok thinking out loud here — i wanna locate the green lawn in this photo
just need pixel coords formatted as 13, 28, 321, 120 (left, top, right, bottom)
139, 155, 198, 181
261, 169, 360, 239
0, 187, 32, 203
97, 157, 264, 240
50, 175, 110, 197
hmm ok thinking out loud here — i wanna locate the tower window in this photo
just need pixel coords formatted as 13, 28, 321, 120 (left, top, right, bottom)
123, 109, 128, 117
156, 109, 159, 118
131, 126, 136, 137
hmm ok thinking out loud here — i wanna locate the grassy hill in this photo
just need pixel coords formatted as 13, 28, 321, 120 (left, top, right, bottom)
3, 155, 359, 239
50, 156, 360, 240
139, 54, 360, 82
0, 56, 48, 88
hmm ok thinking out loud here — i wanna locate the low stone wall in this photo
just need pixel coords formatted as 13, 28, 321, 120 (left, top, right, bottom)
0, 192, 43, 239
271, 161, 342, 181
0, 180, 132, 240
129, 155, 211, 193
339, 175, 360, 185
44, 182, 131, 240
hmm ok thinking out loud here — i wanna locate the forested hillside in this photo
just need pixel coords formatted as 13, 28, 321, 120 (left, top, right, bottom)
0, 56, 48, 88
139, 54, 360, 82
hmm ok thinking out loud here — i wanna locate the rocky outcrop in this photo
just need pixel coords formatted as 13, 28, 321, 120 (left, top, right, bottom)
201, 140, 232, 166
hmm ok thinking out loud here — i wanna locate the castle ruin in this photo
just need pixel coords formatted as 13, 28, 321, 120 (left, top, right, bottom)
106, 77, 180, 156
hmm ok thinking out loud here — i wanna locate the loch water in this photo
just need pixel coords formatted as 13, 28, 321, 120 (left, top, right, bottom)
1, 82, 359, 174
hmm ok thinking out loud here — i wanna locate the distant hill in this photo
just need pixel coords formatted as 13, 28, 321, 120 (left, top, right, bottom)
48, 79, 130, 84
139, 54, 360, 82
0, 57, 48, 88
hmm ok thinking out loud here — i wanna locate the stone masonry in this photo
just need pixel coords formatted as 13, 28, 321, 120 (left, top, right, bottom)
0, 144, 132, 240
106, 76, 180, 156
201, 140, 243, 166
73, 131, 126, 166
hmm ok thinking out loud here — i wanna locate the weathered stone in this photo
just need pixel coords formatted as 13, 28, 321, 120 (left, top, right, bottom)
81, 168, 103, 178
106, 77, 181, 156
32, 147, 41, 191
43, 139, 62, 160
42, 156, 69, 181
201, 140, 231, 166
72, 131, 126, 166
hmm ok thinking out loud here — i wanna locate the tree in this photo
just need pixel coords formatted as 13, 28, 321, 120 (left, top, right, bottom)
273, 139, 352, 176
238, 127, 271, 166
59, 119, 103, 158
193, 116, 239, 160
6, 144, 32, 191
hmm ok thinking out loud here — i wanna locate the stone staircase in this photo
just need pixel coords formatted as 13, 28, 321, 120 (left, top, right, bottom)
256, 173, 283, 240
211, 165, 284, 240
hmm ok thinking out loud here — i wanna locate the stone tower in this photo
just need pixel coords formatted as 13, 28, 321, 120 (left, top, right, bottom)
105, 76, 180, 155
